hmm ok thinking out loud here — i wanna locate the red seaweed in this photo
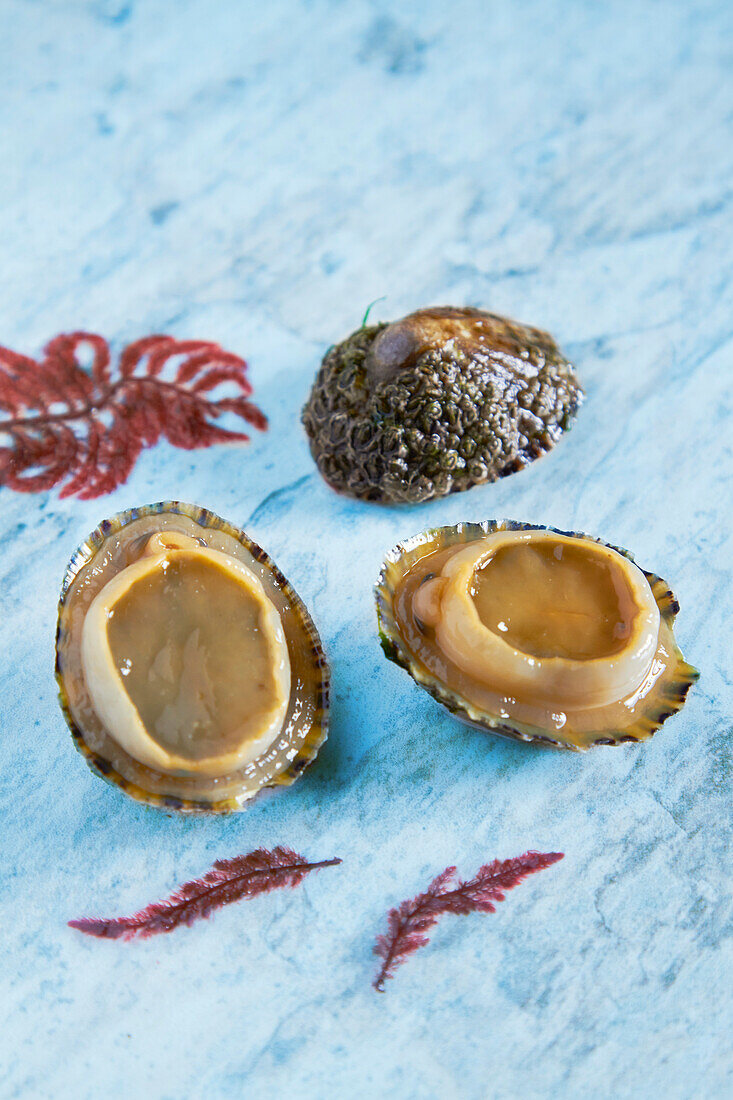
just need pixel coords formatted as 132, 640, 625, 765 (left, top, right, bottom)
373, 850, 564, 991
69, 847, 341, 941
0, 332, 266, 499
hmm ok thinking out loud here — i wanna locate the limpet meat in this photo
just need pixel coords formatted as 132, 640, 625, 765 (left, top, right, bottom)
56, 502, 329, 811
376, 521, 698, 750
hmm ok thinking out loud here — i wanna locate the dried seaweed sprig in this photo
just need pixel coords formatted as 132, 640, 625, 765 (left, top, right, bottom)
373, 850, 564, 991
0, 331, 267, 499
69, 847, 341, 941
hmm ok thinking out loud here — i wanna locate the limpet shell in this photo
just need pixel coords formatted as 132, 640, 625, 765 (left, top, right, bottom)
302, 307, 583, 504
56, 502, 329, 812
375, 520, 698, 750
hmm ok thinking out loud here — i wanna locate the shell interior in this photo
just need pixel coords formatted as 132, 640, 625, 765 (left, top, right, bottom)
56, 502, 329, 812
375, 520, 698, 750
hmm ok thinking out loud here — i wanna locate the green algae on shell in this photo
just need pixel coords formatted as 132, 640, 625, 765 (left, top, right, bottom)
376, 521, 698, 750
302, 307, 583, 503
56, 502, 329, 813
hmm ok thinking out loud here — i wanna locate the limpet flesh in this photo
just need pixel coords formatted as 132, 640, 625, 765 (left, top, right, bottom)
56, 502, 329, 811
376, 521, 698, 750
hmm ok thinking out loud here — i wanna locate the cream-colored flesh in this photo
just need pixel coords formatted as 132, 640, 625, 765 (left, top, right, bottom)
81, 541, 290, 777
403, 534, 669, 746
470, 541, 637, 659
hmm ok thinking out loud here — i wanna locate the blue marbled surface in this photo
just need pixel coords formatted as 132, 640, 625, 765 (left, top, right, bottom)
1, 2, 732, 1097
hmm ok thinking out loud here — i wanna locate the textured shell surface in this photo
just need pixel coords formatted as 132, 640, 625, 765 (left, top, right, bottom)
55, 501, 329, 813
375, 520, 698, 751
302, 307, 583, 504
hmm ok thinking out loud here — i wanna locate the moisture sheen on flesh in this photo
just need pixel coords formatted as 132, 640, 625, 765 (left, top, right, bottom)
470, 540, 639, 660
107, 557, 280, 760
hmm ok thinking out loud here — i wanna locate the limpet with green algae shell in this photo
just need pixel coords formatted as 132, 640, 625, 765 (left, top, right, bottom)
302, 307, 583, 503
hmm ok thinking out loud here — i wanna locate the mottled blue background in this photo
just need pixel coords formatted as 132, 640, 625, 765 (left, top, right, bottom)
1, 2, 731, 1097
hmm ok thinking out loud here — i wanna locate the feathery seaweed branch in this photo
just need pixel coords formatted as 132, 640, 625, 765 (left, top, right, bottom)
0, 332, 267, 499
69, 847, 341, 941
373, 850, 564, 990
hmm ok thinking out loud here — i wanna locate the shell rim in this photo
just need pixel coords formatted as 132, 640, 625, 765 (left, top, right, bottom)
55, 501, 330, 813
375, 520, 699, 751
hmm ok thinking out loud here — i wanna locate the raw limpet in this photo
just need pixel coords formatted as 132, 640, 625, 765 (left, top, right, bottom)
56, 502, 329, 812
376, 521, 698, 750
302, 307, 582, 503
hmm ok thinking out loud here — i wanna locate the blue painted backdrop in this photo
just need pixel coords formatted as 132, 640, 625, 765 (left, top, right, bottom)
1, 2, 731, 1097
